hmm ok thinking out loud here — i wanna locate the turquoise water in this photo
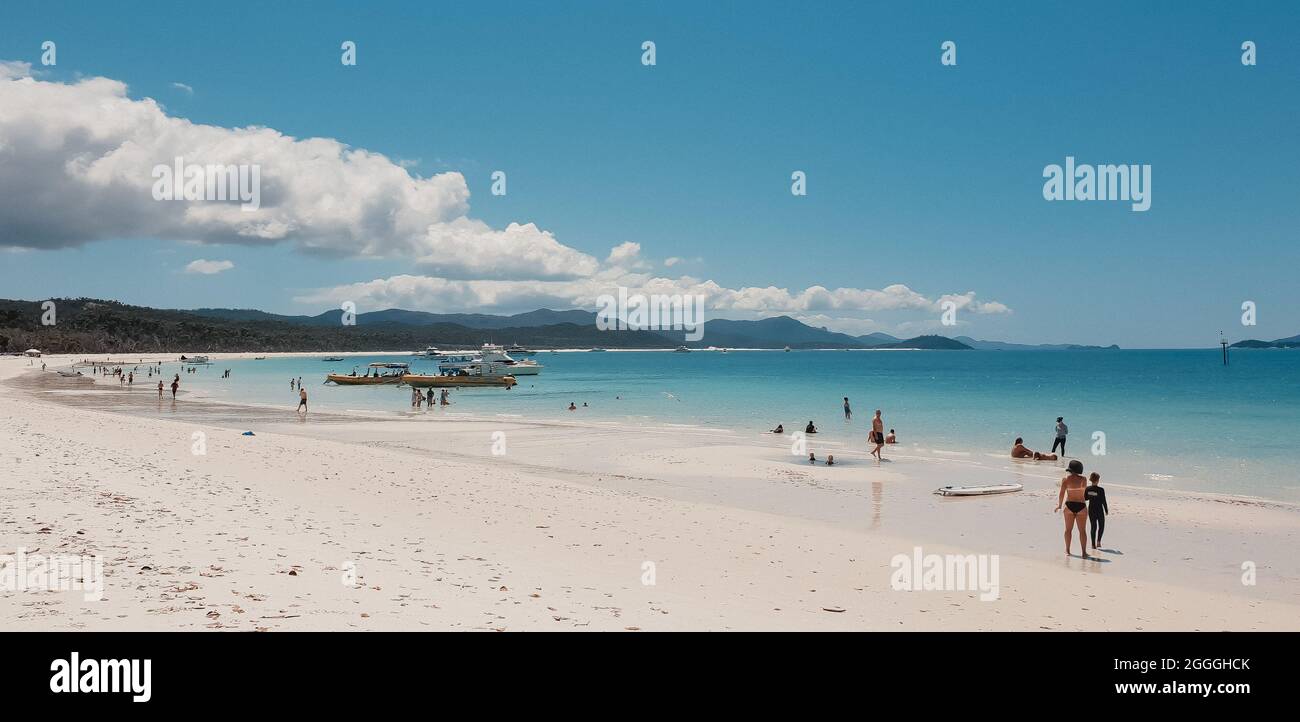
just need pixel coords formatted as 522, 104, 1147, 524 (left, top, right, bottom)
123, 349, 1300, 501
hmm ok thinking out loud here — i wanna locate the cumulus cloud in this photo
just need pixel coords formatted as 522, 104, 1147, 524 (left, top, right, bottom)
1, 62, 1011, 335
0, 65, 595, 280
184, 258, 234, 274
296, 271, 1011, 332
0, 61, 33, 80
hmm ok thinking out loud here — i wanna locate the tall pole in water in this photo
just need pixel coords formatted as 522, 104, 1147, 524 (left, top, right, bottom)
1221, 333, 1229, 366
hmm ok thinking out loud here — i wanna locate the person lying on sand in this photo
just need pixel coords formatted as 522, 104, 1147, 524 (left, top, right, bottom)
771, 424, 784, 433
1011, 437, 1057, 460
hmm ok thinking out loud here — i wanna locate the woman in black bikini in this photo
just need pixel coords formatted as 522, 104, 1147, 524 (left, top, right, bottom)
1054, 459, 1092, 558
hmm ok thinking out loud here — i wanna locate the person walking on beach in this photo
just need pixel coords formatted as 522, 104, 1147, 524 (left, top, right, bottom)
1086, 472, 1109, 551
843, 397, 852, 420
869, 410, 885, 460
1051, 416, 1068, 456
170, 375, 179, 400
157, 380, 164, 398
1054, 460, 1091, 558
298, 387, 308, 414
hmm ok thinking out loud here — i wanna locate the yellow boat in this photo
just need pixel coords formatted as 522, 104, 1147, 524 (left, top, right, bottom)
402, 370, 517, 389
325, 362, 409, 385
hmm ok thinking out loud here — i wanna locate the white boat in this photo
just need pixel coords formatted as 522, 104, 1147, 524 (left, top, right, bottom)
420, 346, 445, 358
180, 354, 211, 364
784, 346, 791, 352
438, 344, 543, 376
673, 346, 691, 353
506, 344, 536, 356
589, 348, 607, 352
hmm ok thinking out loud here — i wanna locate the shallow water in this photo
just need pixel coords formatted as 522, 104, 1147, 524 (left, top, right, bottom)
63, 348, 1300, 501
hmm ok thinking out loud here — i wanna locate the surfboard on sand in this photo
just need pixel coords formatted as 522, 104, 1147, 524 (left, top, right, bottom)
934, 483, 1023, 497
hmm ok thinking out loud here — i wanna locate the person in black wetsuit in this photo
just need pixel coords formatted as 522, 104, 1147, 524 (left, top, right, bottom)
1086, 472, 1109, 551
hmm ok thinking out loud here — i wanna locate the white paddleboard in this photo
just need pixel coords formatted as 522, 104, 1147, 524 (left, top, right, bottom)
934, 483, 1023, 496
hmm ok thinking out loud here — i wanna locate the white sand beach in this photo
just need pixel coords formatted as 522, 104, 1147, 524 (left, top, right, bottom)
2, 354, 1297, 631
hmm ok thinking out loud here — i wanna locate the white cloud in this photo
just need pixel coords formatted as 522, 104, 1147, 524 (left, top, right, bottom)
1, 62, 1012, 336
0, 61, 33, 80
184, 258, 234, 274
171, 82, 194, 95
605, 241, 651, 271
295, 271, 1010, 335
0, 66, 595, 280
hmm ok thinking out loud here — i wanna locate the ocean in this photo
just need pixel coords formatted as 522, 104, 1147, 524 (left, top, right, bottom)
105, 348, 1300, 502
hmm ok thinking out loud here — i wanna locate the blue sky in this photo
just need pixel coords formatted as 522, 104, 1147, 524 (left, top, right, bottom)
1, 1, 1297, 347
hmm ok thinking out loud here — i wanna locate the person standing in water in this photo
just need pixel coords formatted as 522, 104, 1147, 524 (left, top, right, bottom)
843, 397, 851, 420
1054, 460, 1091, 558
170, 375, 179, 400
869, 410, 885, 460
1051, 416, 1068, 457
1085, 472, 1109, 551
298, 387, 308, 413
157, 380, 163, 398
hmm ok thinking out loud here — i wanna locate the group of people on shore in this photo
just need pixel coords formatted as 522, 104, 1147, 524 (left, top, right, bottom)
771, 397, 897, 465
412, 387, 451, 409
1055, 459, 1109, 557
1010, 416, 1111, 557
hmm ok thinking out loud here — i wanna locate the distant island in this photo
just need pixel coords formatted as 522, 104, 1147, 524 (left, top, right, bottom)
1231, 335, 1300, 349
0, 298, 1121, 354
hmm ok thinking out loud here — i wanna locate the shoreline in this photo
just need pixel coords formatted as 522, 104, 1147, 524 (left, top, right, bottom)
4, 355, 1298, 630
43, 353, 1298, 511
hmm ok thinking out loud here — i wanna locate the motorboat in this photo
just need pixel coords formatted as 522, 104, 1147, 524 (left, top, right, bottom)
403, 368, 517, 389
673, 346, 691, 353
589, 348, 607, 352
326, 362, 409, 385
322, 356, 345, 362
505, 344, 536, 356
438, 344, 543, 376
180, 354, 211, 364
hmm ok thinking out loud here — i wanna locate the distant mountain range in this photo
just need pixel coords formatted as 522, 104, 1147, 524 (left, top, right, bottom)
0, 298, 1118, 354
1230, 334, 1300, 349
